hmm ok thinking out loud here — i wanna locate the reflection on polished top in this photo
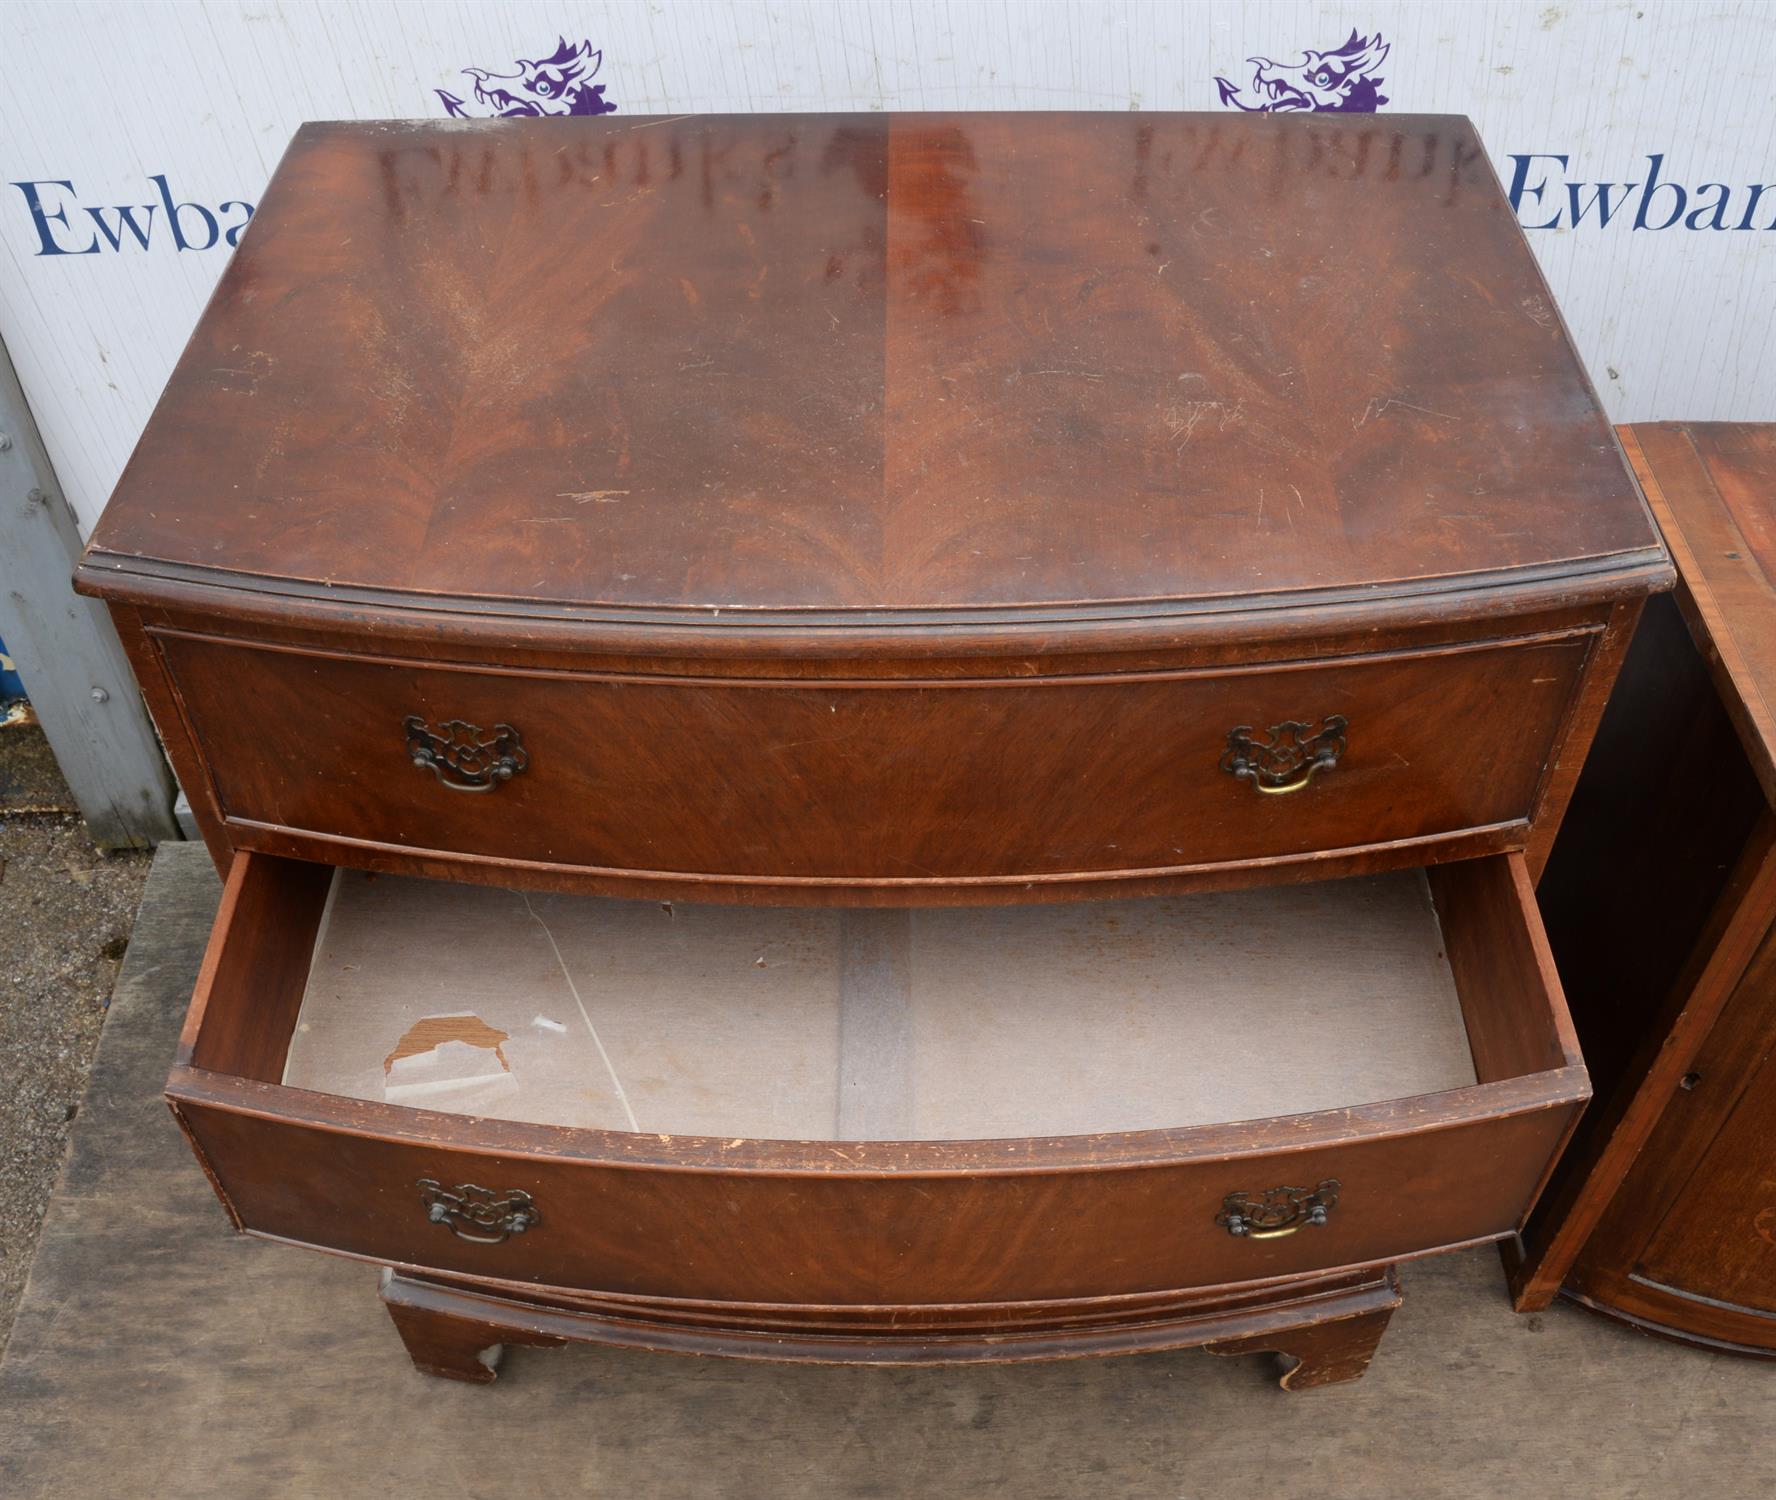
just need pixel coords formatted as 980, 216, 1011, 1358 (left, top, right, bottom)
85, 112, 1662, 623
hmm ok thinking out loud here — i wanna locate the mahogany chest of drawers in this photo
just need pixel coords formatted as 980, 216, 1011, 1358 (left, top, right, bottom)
77, 111, 1669, 1389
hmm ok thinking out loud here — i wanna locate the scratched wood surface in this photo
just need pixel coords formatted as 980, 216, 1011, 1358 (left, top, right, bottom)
1, 842, 1771, 1499
82, 112, 1657, 617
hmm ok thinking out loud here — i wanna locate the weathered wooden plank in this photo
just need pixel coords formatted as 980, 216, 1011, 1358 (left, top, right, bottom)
0, 335, 177, 847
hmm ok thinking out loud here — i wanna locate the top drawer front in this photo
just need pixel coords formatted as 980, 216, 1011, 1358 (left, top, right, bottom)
155, 629, 1590, 892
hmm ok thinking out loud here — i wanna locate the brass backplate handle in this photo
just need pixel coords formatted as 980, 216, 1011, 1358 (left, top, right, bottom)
1216, 1180, 1340, 1240
417, 1179, 540, 1244
404, 716, 528, 792
1219, 715, 1347, 795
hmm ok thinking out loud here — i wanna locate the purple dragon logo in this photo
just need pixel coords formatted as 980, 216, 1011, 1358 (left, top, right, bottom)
1215, 30, 1389, 113
436, 37, 617, 119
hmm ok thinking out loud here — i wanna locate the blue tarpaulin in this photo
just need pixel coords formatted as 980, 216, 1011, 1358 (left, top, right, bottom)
1, 632, 26, 700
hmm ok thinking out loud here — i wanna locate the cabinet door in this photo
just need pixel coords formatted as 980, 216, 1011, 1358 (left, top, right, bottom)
1631, 1018, 1776, 1318
1568, 933, 1776, 1349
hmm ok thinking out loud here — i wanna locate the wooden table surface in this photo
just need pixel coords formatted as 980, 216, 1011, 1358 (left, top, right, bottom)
84, 112, 1659, 626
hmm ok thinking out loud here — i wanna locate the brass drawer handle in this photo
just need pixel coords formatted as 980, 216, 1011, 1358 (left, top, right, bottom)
1216, 1179, 1340, 1240
1219, 715, 1348, 795
417, 1179, 540, 1244
404, 716, 528, 792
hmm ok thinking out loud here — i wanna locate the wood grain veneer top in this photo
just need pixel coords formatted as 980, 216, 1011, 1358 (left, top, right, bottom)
82, 112, 1662, 626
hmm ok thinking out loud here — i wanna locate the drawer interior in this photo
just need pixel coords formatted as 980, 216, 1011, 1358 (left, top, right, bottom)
183, 854, 1578, 1144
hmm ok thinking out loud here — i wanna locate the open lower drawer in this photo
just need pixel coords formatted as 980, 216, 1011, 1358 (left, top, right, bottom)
169, 852, 1588, 1313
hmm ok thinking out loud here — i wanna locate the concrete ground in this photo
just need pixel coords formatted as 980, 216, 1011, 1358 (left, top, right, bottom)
2, 841, 1774, 1500
0, 719, 151, 1350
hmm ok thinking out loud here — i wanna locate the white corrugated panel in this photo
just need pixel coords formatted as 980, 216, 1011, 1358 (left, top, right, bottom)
2, 0, 1772, 533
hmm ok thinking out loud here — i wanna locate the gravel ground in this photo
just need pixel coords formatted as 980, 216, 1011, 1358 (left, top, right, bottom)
0, 711, 69, 814
0, 727, 154, 1353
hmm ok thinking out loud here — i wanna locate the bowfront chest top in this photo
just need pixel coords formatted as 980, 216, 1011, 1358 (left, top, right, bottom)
77, 113, 1669, 1388
86, 111, 1660, 625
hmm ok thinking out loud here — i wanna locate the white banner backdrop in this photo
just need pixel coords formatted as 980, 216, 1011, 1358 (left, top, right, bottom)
2, 0, 1772, 534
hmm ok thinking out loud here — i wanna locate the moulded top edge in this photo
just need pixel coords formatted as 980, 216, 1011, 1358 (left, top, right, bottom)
76, 544, 1674, 658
